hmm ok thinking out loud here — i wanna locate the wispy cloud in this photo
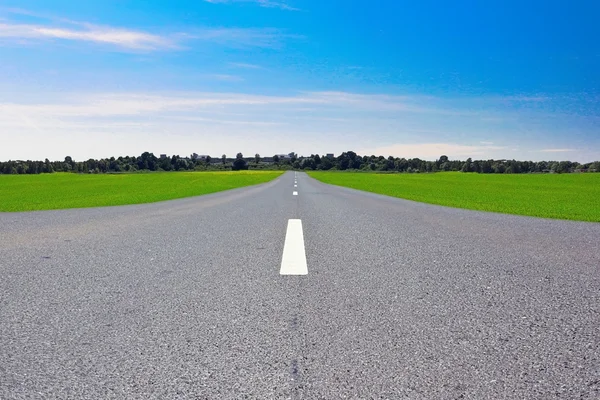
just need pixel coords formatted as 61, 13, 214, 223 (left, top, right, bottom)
0, 21, 176, 50
188, 28, 301, 48
0, 91, 566, 122
1, 90, 598, 162
358, 143, 508, 159
0, 10, 298, 51
0, 91, 457, 118
228, 62, 263, 69
204, 0, 299, 11
539, 148, 577, 152
498, 95, 550, 102
208, 74, 244, 82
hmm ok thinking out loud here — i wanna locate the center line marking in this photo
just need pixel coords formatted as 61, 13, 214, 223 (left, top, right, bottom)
294, 184, 297, 187
280, 219, 308, 275
293, 191, 298, 195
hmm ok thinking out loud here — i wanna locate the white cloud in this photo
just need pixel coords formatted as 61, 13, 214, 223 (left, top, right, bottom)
0, 10, 297, 51
204, 0, 299, 11
496, 95, 550, 102
188, 27, 301, 48
0, 22, 176, 50
357, 143, 508, 160
228, 62, 263, 69
0, 92, 326, 118
539, 148, 577, 153
207, 74, 244, 82
0, 90, 598, 162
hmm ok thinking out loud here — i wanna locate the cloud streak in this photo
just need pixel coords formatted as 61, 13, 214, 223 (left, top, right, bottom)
204, 0, 299, 11
539, 148, 577, 153
228, 62, 263, 69
208, 74, 244, 82
0, 21, 176, 50
187, 27, 301, 49
0, 10, 298, 51
1, 90, 598, 162
358, 143, 508, 159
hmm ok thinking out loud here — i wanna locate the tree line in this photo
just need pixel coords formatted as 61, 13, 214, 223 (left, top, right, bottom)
1, 151, 599, 175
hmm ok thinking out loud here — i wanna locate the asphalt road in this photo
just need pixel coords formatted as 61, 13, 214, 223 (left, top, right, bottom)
1, 171, 599, 399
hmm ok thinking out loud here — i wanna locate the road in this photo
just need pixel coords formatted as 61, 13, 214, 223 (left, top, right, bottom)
1, 171, 599, 399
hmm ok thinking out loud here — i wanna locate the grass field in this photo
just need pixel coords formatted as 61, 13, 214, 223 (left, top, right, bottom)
307, 171, 600, 222
0, 171, 283, 212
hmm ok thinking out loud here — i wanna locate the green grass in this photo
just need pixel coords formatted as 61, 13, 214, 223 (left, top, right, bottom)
307, 171, 600, 222
0, 171, 283, 212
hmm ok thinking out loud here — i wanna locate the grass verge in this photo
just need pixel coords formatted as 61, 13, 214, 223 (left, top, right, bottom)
0, 171, 283, 212
307, 171, 600, 222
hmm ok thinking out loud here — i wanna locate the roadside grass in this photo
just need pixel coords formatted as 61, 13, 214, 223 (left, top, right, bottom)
0, 171, 283, 212
307, 171, 600, 222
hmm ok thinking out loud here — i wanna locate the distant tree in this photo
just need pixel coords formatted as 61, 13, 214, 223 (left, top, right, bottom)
43, 158, 53, 173
493, 163, 506, 174
300, 157, 316, 170
557, 161, 571, 173
232, 153, 248, 171
159, 156, 172, 171
273, 155, 280, 164
255, 153, 261, 164
222, 154, 227, 164
320, 156, 333, 170
461, 158, 473, 173
138, 152, 157, 171
175, 158, 188, 171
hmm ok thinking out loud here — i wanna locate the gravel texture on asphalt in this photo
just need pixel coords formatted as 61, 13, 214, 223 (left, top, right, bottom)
1, 171, 599, 399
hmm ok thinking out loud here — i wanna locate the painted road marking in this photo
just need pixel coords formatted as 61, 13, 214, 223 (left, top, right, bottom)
294, 184, 297, 187
293, 191, 298, 195
280, 219, 308, 275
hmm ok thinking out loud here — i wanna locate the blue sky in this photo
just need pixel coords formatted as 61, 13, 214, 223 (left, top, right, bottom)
1, 0, 599, 162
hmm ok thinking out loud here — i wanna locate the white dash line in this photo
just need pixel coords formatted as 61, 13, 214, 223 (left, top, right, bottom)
294, 184, 297, 187
293, 191, 298, 195
280, 219, 308, 275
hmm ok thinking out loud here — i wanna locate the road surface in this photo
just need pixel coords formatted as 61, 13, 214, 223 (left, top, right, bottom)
1, 171, 599, 399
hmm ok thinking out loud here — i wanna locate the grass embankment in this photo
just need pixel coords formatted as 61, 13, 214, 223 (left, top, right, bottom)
0, 171, 283, 212
307, 171, 600, 222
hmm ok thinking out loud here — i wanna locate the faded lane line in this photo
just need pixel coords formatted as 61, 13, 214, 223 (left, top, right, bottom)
293, 191, 298, 196
280, 219, 308, 275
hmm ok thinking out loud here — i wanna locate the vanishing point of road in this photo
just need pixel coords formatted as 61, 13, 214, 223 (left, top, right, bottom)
1, 171, 599, 399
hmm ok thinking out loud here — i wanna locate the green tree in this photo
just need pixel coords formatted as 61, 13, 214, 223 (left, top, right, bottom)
232, 153, 248, 170
461, 158, 473, 173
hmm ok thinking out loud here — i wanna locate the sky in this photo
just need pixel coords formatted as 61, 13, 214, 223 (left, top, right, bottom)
0, 0, 599, 162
